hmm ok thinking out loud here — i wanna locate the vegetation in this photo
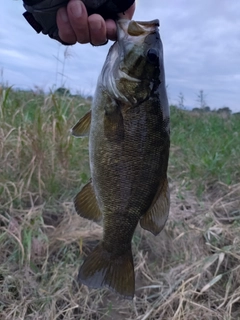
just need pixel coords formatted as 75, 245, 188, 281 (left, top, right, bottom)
1, 87, 240, 319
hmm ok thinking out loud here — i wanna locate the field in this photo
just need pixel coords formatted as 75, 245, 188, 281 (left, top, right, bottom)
1, 87, 240, 319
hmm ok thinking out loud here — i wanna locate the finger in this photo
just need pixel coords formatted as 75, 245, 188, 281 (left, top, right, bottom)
88, 14, 107, 46
57, 7, 77, 44
67, 0, 90, 44
106, 19, 117, 41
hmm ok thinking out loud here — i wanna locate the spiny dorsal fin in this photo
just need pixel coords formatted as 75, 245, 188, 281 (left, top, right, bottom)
74, 181, 102, 222
140, 177, 170, 236
71, 110, 91, 137
78, 243, 135, 299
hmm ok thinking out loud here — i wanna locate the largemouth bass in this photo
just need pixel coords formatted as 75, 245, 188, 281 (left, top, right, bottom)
71, 19, 170, 299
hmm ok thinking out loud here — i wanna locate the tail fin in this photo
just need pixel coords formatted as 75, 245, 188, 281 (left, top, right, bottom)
78, 243, 135, 299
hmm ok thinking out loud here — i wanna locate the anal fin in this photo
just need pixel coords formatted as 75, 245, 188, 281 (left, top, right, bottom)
71, 110, 91, 137
140, 177, 170, 236
74, 181, 102, 222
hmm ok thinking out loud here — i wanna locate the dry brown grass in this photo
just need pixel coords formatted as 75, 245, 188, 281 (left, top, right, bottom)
1, 88, 240, 319
1, 182, 240, 319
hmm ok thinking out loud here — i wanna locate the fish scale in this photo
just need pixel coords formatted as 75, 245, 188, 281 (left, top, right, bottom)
71, 19, 170, 299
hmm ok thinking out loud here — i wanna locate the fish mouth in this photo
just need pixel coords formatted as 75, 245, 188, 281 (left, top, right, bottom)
128, 19, 159, 36
117, 19, 159, 39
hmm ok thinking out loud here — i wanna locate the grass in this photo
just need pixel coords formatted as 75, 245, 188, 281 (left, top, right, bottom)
170, 106, 240, 195
1, 86, 240, 319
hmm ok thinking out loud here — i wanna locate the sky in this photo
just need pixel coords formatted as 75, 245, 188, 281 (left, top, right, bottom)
1, 0, 240, 112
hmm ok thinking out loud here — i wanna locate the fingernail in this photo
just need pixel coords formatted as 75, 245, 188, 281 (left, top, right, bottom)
91, 39, 108, 47
100, 39, 108, 46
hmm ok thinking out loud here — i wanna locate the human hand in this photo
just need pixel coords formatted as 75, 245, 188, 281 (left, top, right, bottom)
57, 0, 135, 45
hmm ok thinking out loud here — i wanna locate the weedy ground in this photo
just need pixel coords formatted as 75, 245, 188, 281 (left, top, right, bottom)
1, 87, 240, 320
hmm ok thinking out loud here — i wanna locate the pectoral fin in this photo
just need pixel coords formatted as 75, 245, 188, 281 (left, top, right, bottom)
140, 178, 170, 236
71, 110, 91, 137
74, 181, 102, 222
104, 102, 124, 142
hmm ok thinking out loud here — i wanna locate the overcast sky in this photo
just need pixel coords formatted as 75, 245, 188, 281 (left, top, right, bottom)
1, 1, 240, 111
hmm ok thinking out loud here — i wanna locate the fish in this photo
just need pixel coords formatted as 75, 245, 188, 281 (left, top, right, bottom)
71, 19, 170, 299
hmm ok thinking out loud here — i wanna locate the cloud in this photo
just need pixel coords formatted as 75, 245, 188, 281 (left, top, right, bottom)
139, 0, 240, 111
1, 0, 239, 111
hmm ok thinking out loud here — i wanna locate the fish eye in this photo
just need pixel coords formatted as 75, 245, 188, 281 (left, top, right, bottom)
147, 49, 159, 64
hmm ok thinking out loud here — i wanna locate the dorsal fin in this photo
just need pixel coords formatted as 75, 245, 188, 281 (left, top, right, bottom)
71, 110, 91, 137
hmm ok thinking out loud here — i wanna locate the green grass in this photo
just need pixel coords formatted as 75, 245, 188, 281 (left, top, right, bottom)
0, 87, 90, 209
1, 87, 240, 319
170, 106, 240, 194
